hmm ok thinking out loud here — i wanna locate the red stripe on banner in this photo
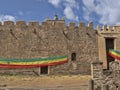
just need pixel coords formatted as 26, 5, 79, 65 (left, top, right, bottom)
109, 53, 120, 60
0, 60, 68, 68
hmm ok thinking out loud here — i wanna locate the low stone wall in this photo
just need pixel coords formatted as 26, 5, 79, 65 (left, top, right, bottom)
88, 60, 120, 90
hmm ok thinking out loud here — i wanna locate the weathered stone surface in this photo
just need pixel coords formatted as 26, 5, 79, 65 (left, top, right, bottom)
0, 16, 99, 75
90, 60, 120, 90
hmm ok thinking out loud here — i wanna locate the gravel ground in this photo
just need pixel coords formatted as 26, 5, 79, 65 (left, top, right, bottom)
0, 75, 91, 90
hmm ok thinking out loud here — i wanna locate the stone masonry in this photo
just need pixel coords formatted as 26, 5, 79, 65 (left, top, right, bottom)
88, 59, 120, 90
0, 15, 119, 75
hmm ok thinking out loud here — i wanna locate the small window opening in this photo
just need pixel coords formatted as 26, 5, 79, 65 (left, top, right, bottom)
10, 29, 12, 33
40, 66, 48, 74
71, 52, 76, 61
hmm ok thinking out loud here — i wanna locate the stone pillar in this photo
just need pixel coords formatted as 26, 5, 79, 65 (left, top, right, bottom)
115, 39, 120, 54
98, 36, 107, 69
88, 79, 94, 90
91, 59, 103, 79
39, 67, 41, 75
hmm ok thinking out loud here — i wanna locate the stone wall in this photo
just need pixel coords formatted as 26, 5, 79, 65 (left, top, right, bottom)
89, 60, 120, 90
50, 22, 98, 74
0, 16, 99, 75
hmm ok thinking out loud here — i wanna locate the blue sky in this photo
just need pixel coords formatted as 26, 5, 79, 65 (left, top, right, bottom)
0, 0, 120, 27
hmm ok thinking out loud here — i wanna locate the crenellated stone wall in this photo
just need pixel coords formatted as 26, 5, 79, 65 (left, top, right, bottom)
0, 16, 99, 75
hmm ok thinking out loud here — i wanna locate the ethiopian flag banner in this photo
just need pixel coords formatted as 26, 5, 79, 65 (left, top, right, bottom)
109, 49, 120, 60
0, 55, 68, 68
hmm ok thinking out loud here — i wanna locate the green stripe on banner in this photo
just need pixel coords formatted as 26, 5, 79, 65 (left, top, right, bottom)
0, 55, 68, 68
109, 49, 120, 60
0, 55, 67, 62
109, 49, 120, 55
0, 60, 68, 68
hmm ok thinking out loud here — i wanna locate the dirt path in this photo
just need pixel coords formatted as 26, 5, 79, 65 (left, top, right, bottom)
0, 75, 91, 90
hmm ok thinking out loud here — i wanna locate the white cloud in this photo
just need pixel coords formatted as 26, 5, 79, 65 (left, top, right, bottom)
48, 0, 79, 21
64, 6, 78, 21
82, 0, 95, 11
64, 0, 79, 9
0, 15, 16, 22
48, 0, 61, 7
82, 0, 120, 25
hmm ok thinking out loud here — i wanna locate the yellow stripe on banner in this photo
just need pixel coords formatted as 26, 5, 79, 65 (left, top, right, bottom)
0, 58, 67, 65
110, 51, 119, 56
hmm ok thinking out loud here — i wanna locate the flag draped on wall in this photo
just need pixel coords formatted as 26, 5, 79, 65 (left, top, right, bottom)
109, 49, 120, 60
0, 55, 68, 68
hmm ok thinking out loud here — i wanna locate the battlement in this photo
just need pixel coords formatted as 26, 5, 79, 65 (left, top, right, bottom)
16, 21, 26, 28
97, 25, 120, 33
4, 21, 15, 27
0, 20, 95, 31
1, 15, 120, 32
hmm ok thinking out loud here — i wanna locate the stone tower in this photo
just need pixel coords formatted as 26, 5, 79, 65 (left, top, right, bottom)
97, 25, 120, 69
